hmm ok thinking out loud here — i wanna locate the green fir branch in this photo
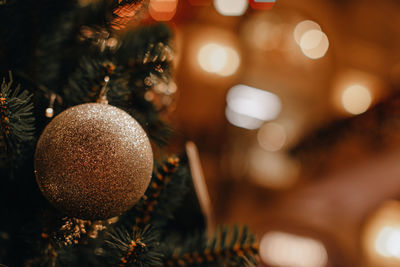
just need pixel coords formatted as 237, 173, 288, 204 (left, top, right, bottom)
164, 226, 259, 267
131, 156, 189, 228
62, 52, 172, 145
105, 225, 163, 267
63, 55, 130, 106
146, 158, 191, 226
115, 24, 175, 145
62, 24, 174, 145
115, 23, 173, 80
0, 71, 35, 168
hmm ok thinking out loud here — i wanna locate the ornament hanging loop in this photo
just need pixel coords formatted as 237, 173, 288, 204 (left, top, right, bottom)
97, 76, 110, 105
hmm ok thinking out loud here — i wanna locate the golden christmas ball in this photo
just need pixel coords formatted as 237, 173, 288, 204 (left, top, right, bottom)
34, 103, 153, 220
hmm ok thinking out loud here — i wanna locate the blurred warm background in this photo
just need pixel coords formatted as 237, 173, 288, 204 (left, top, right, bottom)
147, 0, 400, 266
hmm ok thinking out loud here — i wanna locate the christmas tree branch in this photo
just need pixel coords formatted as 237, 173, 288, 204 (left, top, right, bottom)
105, 225, 163, 267
164, 226, 259, 267
62, 52, 172, 145
115, 23, 173, 78
133, 156, 188, 227
63, 55, 128, 105
62, 23, 174, 145
111, 0, 148, 30
0, 71, 35, 170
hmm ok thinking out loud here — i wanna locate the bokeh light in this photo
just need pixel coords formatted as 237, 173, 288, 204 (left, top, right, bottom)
299, 30, 329, 59
225, 107, 264, 130
149, 0, 178, 21
249, 148, 299, 189
214, 0, 248, 16
241, 14, 283, 51
197, 43, 240, 76
363, 201, 400, 266
260, 231, 328, 267
294, 20, 321, 45
332, 70, 382, 116
226, 85, 282, 129
257, 122, 287, 152
375, 226, 400, 258
300, 30, 323, 50
198, 43, 227, 73
219, 46, 240, 76
341, 84, 372, 115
